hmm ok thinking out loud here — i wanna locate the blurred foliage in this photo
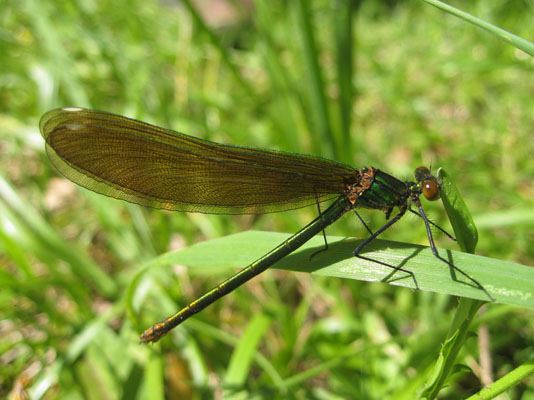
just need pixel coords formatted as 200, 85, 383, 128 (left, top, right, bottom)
1, 0, 533, 399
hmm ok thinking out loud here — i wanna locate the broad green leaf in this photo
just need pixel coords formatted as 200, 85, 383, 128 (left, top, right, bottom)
438, 168, 478, 253
142, 231, 534, 308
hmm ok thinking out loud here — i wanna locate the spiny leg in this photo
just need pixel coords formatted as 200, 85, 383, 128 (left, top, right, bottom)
354, 210, 373, 235
310, 196, 329, 259
408, 208, 455, 241
415, 204, 494, 301
353, 209, 419, 289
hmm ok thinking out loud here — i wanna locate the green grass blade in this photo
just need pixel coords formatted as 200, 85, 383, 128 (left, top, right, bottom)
293, 0, 335, 158
438, 168, 478, 253
466, 358, 534, 400
253, 0, 303, 152
420, 168, 484, 399
28, 0, 90, 106
223, 313, 272, 397
333, 0, 356, 164
474, 209, 534, 229
145, 350, 165, 400
422, 0, 534, 56
418, 300, 483, 400
144, 231, 533, 309
0, 175, 117, 296
180, 0, 254, 97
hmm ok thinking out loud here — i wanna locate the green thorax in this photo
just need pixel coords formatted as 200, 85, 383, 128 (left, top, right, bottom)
357, 169, 411, 217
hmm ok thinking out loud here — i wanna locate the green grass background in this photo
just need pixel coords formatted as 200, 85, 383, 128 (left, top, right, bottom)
1, 0, 533, 398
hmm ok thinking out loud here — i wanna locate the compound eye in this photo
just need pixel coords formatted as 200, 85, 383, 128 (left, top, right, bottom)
422, 180, 440, 201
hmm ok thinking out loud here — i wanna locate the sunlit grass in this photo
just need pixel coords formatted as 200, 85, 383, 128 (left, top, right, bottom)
1, 0, 533, 399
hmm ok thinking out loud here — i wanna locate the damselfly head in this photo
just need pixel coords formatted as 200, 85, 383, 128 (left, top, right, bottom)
414, 166, 440, 201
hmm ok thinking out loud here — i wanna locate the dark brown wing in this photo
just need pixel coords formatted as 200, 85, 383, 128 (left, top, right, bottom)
40, 108, 357, 214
